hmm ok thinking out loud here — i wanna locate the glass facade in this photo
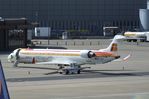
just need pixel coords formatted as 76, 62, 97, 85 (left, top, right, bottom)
0, 0, 146, 36
8, 29, 26, 49
0, 18, 27, 51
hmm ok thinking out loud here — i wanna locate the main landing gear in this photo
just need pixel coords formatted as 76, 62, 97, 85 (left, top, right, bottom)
58, 64, 82, 75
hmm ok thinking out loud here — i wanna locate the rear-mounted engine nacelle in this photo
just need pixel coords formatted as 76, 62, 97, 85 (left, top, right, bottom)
80, 50, 96, 58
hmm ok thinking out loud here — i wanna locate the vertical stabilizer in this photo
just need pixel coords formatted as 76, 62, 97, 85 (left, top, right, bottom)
99, 35, 125, 52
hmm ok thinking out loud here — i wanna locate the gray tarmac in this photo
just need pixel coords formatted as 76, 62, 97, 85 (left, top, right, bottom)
0, 40, 149, 99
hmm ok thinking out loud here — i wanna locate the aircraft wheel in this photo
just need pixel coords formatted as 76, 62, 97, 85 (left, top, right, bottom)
64, 69, 69, 75
59, 72, 62, 74
77, 70, 81, 74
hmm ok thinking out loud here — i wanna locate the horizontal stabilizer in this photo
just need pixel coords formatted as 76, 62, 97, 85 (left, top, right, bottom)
122, 54, 131, 61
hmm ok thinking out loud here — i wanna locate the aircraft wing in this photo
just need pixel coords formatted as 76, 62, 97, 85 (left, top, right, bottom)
36, 60, 76, 65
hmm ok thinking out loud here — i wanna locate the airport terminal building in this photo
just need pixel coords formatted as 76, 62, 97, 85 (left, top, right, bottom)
0, 0, 147, 36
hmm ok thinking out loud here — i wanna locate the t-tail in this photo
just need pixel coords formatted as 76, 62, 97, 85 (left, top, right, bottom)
0, 60, 10, 99
100, 35, 126, 52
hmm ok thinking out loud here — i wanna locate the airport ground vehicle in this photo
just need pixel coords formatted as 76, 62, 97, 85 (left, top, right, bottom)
124, 31, 149, 42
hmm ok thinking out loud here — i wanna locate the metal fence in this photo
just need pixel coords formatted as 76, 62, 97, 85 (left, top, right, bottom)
32, 39, 111, 46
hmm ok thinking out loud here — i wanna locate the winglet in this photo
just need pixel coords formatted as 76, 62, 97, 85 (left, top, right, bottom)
0, 60, 10, 99
122, 54, 131, 61
114, 54, 131, 62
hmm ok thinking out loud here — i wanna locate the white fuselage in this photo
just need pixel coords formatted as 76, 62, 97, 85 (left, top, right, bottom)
8, 48, 118, 66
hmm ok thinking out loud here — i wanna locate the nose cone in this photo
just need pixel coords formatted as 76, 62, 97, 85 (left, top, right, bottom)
8, 54, 13, 62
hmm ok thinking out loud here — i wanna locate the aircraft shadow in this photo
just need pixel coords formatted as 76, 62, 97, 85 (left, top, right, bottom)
17, 66, 135, 76
7, 71, 149, 82
17, 66, 59, 75
82, 70, 136, 76
16, 66, 149, 77
17, 66, 58, 70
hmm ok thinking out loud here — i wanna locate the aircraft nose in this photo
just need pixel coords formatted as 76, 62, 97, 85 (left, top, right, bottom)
8, 54, 13, 62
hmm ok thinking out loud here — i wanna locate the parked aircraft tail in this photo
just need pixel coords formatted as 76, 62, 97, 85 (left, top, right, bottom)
100, 35, 126, 52
0, 60, 10, 99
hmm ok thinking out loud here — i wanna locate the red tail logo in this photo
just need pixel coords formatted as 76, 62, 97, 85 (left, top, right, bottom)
111, 43, 117, 51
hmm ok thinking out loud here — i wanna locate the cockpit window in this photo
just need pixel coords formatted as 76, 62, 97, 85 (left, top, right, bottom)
10, 55, 13, 59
